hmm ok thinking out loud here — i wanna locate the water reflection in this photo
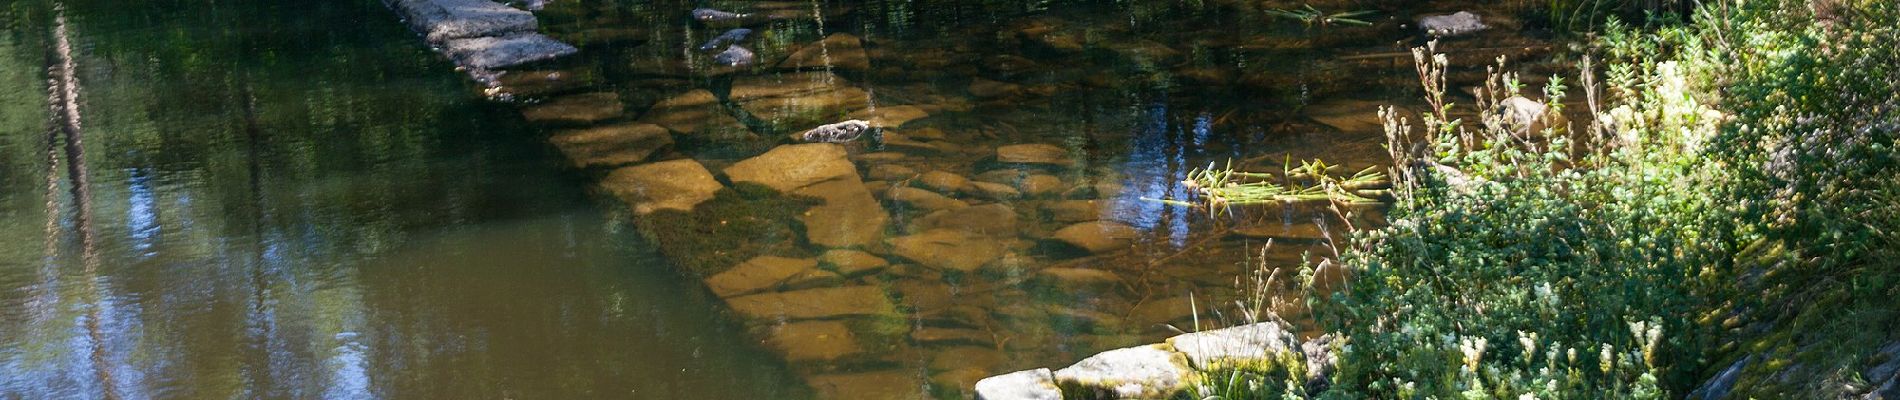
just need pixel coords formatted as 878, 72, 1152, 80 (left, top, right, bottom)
0, 0, 805, 398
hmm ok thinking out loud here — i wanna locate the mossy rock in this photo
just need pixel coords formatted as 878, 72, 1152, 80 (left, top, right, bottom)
635, 183, 819, 277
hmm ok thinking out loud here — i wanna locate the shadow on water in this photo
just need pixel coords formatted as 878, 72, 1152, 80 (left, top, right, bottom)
0, 0, 807, 399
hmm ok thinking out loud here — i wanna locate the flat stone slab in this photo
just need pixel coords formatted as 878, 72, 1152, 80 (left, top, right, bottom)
724, 286, 898, 321
795, 179, 890, 248
388, 0, 537, 42
600, 159, 722, 215
442, 33, 578, 70
639, 89, 751, 138
779, 33, 871, 71
730, 72, 872, 131
820, 249, 889, 277
548, 122, 672, 168
1052, 344, 1192, 399
975, 368, 1062, 400
1166, 322, 1298, 369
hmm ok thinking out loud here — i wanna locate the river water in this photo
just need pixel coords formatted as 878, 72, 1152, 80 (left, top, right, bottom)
0, 0, 1551, 398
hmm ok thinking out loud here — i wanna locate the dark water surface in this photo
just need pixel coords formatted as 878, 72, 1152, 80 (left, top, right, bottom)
0, 1, 805, 398
4, 0, 1556, 398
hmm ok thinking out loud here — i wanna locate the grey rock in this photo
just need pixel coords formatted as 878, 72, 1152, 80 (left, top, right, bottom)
1498, 95, 1547, 133
388, 0, 537, 42
1689, 355, 1752, 400
801, 119, 871, 143
691, 8, 751, 23
1417, 11, 1489, 37
1166, 322, 1298, 370
1053, 345, 1193, 399
713, 45, 756, 67
442, 33, 578, 70
975, 368, 1062, 400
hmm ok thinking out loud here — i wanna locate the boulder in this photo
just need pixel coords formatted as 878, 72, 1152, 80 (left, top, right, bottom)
1052, 345, 1193, 399
547, 122, 673, 168
889, 229, 1006, 273
1165, 322, 1299, 369
974, 368, 1062, 400
521, 92, 623, 126
766, 320, 864, 362
1049, 221, 1140, 254
996, 144, 1075, 167
703, 256, 821, 298
820, 249, 890, 277
779, 33, 872, 71
724, 286, 898, 320
388, 0, 537, 42
441, 34, 578, 70
1418, 11, 1489, 37
599, 159, 722, 215
724, 143, 858, 193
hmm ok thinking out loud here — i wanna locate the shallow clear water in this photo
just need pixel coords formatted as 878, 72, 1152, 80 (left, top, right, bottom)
1, 0, 1547, 398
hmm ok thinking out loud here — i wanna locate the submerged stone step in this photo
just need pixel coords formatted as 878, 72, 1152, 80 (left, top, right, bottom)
387, 0, 537, 42
724, 286, 900, 321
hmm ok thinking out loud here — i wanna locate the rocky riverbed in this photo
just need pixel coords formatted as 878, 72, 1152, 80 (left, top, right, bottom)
383, 0, 1562, 398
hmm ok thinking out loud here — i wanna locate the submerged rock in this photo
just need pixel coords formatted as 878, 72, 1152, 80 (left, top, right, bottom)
389, 0, 537, 42
910, 204, 1018, 237
697, 28, 752, 52
974, 368, 1062, 400
996, 144, 1075, 167
521, 92, 623, 126
599, 159, 722, 215
886, 187, 968, 211
806, 370, 929, 400
713, 45, 756, 67
796, 179, 890, 248
1049, 221, 1140, 254
916, 171, 973, 194
703, 256, 820, 298
441, 34, 578, 70
724, 285, 898, 320
766, 320, 864, 363
724, 143, 858, 193
547, 122, 672, 168
1417, 11, 1489, 37
691, 8, 752, 24
1052, 345, 1193, 399
780, 33, 872, 71
730, 72, 873, 131
969, 78, 1024, 98
849, 105, 931, 129
820, 249, 890, 277
639, 89, 750, 137
889, 229, 1006, 273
